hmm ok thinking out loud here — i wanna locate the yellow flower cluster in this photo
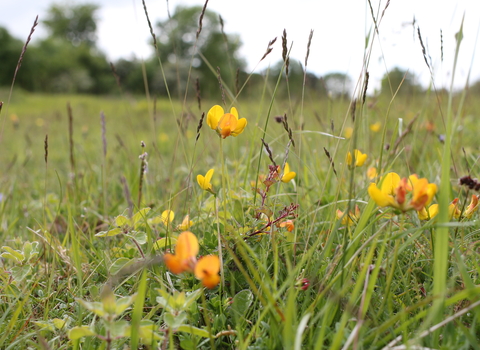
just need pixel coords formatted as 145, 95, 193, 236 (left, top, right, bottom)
368, 172, 437, 213
418, 195, 479, 220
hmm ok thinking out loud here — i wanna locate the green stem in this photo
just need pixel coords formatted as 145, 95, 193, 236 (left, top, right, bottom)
217, 137, 228, 292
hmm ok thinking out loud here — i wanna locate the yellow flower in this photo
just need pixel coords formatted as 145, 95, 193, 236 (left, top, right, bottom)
344, 127, 353, 139
207, 105, 247, 139
280, 162, 296, 183
367, 166, 378, 179
160, 210, 174, 226
368, 172, 437, 212
448, 195, 479, 219
346, 149, 368, 168
197, 169, 214, 193
417, 204, 439, 220
418, 195, 479, 221
464, 195, 479, 218
370, 122, 381, 132
336, 205, 361, 226
177, 215, 194, 230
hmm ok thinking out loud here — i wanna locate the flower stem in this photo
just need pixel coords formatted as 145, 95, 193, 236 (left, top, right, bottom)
217, 137, 228, 291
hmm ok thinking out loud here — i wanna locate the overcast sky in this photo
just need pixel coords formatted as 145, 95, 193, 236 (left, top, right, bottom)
2, 0, 479, 91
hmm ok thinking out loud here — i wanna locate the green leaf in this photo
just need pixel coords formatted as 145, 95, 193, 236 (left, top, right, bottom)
110, 258, 133, 275
153, 237, 177, 250
95, 228, 123, 237
125, 320, 163, 342
115, 294, 137, 315
132, 208, 151, 227
52, 317, 69, 329
183, 289, 203, 309
0, 252, 21, 263
11, 265, 31, 282
228, 289, 254, 319
164, 311, 187, 330
177, 325, 211, 338
115, 215, 130, 227
127, 231, 147, 245
1, 246, 24, 262
110, 320, 129, 337
76, 299, 106, 317
232, 199, 245, 223
22, 241, 33, 261
101, 288, 117, 315
33, 321, 55, 332
68, 326, 96, 340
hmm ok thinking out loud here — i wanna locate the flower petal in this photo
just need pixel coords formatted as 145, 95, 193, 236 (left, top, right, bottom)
200, 273, 220, 289
367, 167, 378, 179
161, 210, 175, 226
229, 107, 239, 119
418, 204, 439, 220
231, 118, 247, 137
464, 195, 479, 218
196, 174, 207, 190
205, 168, 214, 183
380, 172, 401, 195
194, 255, 220, 289
197, 170, 213, 191
368, 183, 395, 207
355, 150, 367, 166
177, 215, 193, 231
207, 105, 224, 130
164, 253, 184, 274
218, 113, 238, 138
281, 172, 296, 183
175, 231, 199, 263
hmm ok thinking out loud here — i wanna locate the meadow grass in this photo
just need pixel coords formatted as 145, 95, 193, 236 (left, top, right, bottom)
2, 4, 480, 350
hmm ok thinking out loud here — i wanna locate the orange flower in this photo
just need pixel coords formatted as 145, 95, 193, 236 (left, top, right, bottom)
164, 231, 199, 274
194, 255, 221, 289
164, 231, 221, 289
279, 220, 295, 232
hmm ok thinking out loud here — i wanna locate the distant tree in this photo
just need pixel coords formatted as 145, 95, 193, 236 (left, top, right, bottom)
43, 3, 99, 47
19, 3, 116, 93
322, 72, 352, 98
266, 60, 327, 99
468, 78, 480, 96
155, 5, 245, 98
380, 67, 422, 96
0, 27, 24, 87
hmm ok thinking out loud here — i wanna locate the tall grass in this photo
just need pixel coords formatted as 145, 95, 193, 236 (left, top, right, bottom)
1, 1, 480, 349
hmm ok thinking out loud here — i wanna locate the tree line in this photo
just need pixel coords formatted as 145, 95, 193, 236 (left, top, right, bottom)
1, 3, 441, 99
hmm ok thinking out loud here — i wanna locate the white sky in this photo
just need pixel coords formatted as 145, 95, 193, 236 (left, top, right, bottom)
2, 0, 480, 91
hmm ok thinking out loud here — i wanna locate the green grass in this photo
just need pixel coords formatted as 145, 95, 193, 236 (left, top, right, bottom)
2, 10, 480, 350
